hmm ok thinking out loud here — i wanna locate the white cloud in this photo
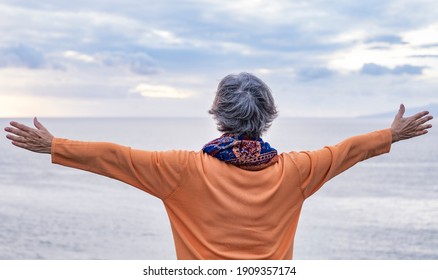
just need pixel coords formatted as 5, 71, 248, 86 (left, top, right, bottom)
326, 31, 438, 79
201, 0, 327, 27
131, 84, 194, 99
64, 51, 96, 63
332, 30, 368, 44
150, 29, 184, 45
402, 24, 438, 46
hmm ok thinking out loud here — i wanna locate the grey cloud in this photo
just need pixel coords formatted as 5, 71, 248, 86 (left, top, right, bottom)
335, 0, 389, 19
0, 44, 45, 69
410, 55, 438, 58
361, 63, 425, 76
361, 63, 391, 75
123, 53, 159, 75
420, 43, 438, 48
51, 50, 161, 75
0, 34, 161, 74
100, 52, 161, 75
366, 35, 406, 45
392, 65, 425, 75
296, 67, 335, 81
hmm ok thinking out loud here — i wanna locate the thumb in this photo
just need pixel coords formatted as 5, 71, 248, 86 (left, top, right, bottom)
394, 104, 405, 120
33, 117, 48, 131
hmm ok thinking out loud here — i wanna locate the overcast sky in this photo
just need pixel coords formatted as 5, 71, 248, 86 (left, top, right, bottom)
0, 0, 437, 117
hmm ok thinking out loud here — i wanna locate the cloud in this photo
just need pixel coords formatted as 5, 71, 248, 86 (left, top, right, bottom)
0, 44, 45, 69
296, 67, 335, 81
64, 51, 96, 63
402, 23, 438, 46
410, 54, 438, 58
420, 43, 438, 49
100, 52, 161, 75
131, 83, 194, 99
1, 0, 438, 118
360, 63, 425, 76
57, 50, 161, 75
0, 44, 161, 76
392, 64, 425, 75
360, 63, 392, 75
0, 43, 161, 76
366, 35, 406, 45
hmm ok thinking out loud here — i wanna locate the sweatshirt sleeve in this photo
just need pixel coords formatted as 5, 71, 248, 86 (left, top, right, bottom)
51, 138, 189, 199
292, 129, 392, 199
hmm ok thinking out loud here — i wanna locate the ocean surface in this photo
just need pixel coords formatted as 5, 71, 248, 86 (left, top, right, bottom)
0, 117, 437, 259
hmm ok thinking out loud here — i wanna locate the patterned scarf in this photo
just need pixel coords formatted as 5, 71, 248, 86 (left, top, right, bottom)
202, 134, 278, 171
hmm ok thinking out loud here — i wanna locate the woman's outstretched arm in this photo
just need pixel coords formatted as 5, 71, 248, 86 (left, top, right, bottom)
4, 117, 188, 198
294, 104, 433, 198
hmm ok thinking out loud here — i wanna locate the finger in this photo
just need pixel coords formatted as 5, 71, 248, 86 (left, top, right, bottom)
10, 121, 34, 133
411, 123, 432, 136
394, 104, 405, 120
6, 134, 27, 143
415, 115, 434, 126
4, 126, 30, 137
414, 129, 429, 137
409, 110, 430, 121
11, 140, 31, 151
33, 117, 48, 131
417, 123, 433, 131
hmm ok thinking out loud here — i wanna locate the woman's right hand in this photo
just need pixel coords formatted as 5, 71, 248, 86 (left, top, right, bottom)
4, 117, 54, 154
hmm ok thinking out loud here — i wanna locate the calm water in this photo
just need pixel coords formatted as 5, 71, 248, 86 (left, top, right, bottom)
0, 117, 437, 259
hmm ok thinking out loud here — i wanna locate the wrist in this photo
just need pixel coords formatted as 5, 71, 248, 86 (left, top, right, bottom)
391, 129, 400, 143
47, 136, 54, 154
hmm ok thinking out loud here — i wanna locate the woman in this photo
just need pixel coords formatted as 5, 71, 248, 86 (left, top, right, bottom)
4, 72, 433, 259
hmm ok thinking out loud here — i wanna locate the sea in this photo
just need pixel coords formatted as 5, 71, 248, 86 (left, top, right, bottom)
0, 117, 437, 260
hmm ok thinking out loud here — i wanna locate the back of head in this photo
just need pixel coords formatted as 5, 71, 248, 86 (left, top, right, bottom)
209, 72, 278, 139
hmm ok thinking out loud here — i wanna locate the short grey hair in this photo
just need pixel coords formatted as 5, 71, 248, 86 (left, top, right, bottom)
209, 72, 278, 138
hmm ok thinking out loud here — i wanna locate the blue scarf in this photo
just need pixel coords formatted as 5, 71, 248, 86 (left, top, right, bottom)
202, 134, 278, 171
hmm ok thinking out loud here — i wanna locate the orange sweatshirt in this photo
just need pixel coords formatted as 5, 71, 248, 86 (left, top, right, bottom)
51, 129, 392, 259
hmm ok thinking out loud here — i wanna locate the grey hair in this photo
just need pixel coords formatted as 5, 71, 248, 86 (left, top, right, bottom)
209, 72, 278, 138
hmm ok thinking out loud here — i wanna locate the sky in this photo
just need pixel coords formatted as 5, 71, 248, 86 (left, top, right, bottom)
0, 0, 437, 118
